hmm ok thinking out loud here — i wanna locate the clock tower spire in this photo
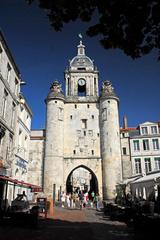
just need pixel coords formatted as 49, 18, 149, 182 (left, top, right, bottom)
65, 39, 99, 100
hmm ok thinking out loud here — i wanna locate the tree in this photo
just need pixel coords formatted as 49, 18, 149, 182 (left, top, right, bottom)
26, 0, 160, 60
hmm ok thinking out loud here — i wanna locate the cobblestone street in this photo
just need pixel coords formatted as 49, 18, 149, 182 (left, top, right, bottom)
0, 206, 148, 240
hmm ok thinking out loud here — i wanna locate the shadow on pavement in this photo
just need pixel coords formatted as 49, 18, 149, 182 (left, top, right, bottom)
0, 209, 156, 240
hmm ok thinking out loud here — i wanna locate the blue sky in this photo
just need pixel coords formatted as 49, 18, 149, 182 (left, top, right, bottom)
0, 0, 160, 129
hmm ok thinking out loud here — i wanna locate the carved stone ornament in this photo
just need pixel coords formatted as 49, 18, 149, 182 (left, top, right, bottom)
50, 80, 62, 93
100, 80, 117, 98
102, 80, 114, 94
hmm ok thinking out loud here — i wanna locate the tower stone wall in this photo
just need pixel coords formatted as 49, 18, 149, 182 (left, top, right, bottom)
44, 82, 65, 200
100, 81, 122, 201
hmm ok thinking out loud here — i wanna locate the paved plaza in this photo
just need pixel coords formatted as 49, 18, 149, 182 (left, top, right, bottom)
0, 205, 151, 240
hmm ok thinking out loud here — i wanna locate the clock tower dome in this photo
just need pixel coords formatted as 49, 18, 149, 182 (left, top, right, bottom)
65, 40, 99, 100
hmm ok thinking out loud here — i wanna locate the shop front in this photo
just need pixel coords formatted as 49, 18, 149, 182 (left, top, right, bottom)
0, 175, 42, 215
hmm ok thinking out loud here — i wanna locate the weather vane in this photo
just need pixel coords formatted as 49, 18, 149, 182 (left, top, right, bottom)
78, 33, 83, 39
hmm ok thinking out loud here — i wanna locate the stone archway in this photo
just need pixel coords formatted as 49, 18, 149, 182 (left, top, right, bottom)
66, 165, 99, 195
63, 158, 102, 197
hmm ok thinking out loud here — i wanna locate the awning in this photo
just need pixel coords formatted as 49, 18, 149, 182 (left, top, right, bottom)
0, 175, 42, 192
130, 172, 160, 184
122, 176, 141, 185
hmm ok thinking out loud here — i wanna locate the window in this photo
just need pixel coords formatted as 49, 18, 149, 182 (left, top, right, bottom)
133, 140, 140, 151
92, 115, 94, 119
75, 104, 77, 109
92, 150, 94, 155
151, 126, 158, 134
11, 102, 16, 128
88, 130, 93, 136
87, 104, 90, 108
144, 158, 152, 173
20, 105, 24, 112
0, 46, 2, 71
102, 108, 107, 121
78, 79, 86, 96
143, 139, 149, 150
81, 119, 87, 129
122, 147, 127, 155
135, 158, 142, 174
8, 134, 13, 152
0, 126, 5, 142
14, 78, 19, 95
77, 67, 86, 70
141, 127, 148, 135
94, 78, 97, 94
154, 157, 160, 170
6, 63, 11, 82
152, 139, 159, 150
58, 107, 63, 120
84, 131, 86, 136
2, 89, 8, 118
70, 115, 72, 119
73, 150, 76, 155
24, 136, 28, 155
80, 48, 83, 54
77, 130, 81, 136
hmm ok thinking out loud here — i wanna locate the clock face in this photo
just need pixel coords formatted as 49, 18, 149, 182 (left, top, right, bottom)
78, 78, 85, 86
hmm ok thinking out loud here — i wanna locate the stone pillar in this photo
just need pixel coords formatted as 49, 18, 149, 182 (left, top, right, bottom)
99, 80, 122, 201
44, 81, 65, 202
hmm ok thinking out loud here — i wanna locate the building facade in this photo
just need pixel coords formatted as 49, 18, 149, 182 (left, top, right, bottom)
0, 31, 21, 177
0, 31, 34, 209
120, 121, 160, 200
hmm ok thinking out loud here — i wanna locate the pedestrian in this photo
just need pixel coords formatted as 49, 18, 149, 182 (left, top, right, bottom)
95, 193, 101, 211
61, 191, 66, 208
71, 192, 76, 208
90, 190, 95, 207
78, 191, 84, 210
66, 193, 71, 208
83, 192, 89, 208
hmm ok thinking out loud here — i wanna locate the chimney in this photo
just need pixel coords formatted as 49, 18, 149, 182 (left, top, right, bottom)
123, 115, 128, 129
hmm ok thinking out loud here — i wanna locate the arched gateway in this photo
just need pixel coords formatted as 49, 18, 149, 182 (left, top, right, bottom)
64, 161, 102, 196
43, 39, 122, 203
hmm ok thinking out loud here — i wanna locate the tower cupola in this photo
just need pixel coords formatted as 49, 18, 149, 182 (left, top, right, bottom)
46, 80, 65, 102
69, 40, 94, 71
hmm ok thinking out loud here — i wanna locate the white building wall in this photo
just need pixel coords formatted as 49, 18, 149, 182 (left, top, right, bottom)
120, 133, 132, 179
12, 95, 32, 183
0, 32, 21, 177
130, 122, 160, 176
28, 130, 44, 187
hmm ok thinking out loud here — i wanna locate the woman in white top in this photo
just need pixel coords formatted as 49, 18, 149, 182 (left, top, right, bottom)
61, 191, 66, 208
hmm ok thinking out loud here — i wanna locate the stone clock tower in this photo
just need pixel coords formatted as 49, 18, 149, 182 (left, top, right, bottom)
43, 39, 122, 203
65, 40, 99, 98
